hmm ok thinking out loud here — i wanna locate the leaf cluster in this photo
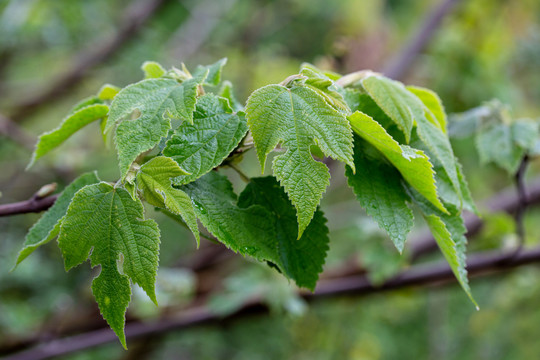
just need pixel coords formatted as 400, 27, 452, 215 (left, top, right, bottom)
18, 59, 479, 346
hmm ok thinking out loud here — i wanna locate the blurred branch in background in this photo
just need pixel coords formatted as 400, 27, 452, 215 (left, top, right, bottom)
6, 245, 540, 360
0, 114, 35, 150
383, 0, 460, 80
168, 0, 238, 61
5, 0, 168, 123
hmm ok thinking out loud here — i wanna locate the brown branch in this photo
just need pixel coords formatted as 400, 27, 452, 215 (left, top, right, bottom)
6, 246, 540, 360
7, 0, 167, 123
383, 0, 460, 80
0, 188, 58, 217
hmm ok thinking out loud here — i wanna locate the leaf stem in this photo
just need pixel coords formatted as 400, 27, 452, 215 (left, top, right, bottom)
228, 163, 250, 183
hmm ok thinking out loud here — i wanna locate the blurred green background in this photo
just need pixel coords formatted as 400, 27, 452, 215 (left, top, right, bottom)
1, 0, 540, 359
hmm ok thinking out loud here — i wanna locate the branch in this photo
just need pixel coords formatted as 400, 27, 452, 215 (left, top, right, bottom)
383, 0, 460, 80
7, 0, 167, 123
0, 185, 58, 217
6, 246, 540, 360
168, 0, 238, 60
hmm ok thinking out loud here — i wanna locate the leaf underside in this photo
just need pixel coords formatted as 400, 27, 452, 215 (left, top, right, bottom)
345, 137, 414, 253
183, 172, 329, 290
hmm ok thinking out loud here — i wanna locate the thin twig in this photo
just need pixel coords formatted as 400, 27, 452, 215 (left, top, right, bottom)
383, 0, 460, 80
6, 0, 167, 123
6, 246, 540, 360
227, 163, 250, 183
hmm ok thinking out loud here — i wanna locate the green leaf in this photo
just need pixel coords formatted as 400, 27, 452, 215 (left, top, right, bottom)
300, 66, 349, 114
58, 183, 160, 347
407, 85, 447, 132
415, 113, 463, 209
182, 172, 277, 262
361, 75, 423, 143
13, 172, 100, 268
136, 156, 199, 246
345, 137, 414, 253
476, 124, 524, 173
29, 104, 109, 167
219, 80, 243, 111
511, 119, 539, 150
163, 94, 248, 185
106, 77, 202, 179
348, 111, 446, 213
423, 214, 476, 307
238, 176, 329, 290
98, 84, 121, 100
246, 84, 354, 238
141, 61, 166, 79
192, 58, 227, 86
405, 185, 476, 307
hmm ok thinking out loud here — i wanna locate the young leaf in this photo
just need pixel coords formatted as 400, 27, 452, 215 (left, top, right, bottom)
300, 66, 349, 113
407, 85, 447, 132
511, 119, 539, 150
345, 138, 414, 253
361, 75, 423, 143
29, 104, 109, 167
219, 80, 243, 111
141, 61, 166, 79
192, 58, 227, 86
13, 172, 100, 268
163, 94, 248, 185
136, 156, 199, 245
106, 77, 204, 179
182, 172, 277, 261
58, 183, 160, 347
98, 84, 121, 100
246, 84, 354, 238
476, 124, 524, 173
348, 111, 446, 213
238, 176, 330, 290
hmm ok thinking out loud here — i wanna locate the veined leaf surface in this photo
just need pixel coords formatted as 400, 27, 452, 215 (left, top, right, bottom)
14, 172, 100, 267
163, 94, 248, 185
246, 84, 354, 238
106, 76, 205, 179
238, 176, 329, 290
58, 183, 160, 348
348, 111, 446, 213
136, 156, 199, 245
29, 104, 109, 167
